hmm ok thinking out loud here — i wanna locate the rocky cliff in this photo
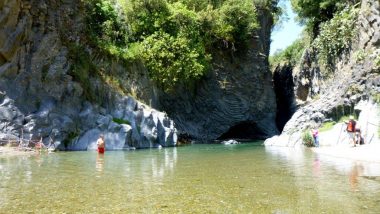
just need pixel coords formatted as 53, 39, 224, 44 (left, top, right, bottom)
0, 0, 278, 149
157, 8, 278, 141
0, 0, 177, 150
266, 0, 380, 147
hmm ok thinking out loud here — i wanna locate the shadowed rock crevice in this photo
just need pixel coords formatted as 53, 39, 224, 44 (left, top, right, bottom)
217, 121, 268, 140
273, 64, 296, 132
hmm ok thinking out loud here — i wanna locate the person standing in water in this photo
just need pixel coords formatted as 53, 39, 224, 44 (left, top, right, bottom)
312, 128, 319, 147
96, 134, 105, 154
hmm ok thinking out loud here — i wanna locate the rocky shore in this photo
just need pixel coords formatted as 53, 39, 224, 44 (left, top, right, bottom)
0, 146, 36, 156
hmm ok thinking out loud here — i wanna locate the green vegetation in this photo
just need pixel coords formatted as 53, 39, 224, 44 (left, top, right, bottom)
269, 36, 307, 69
319, 108, 358, 133
83, 0, 129, 59
80, 0, 279, 92
371, 91, 380, 103
375, 54, 380, 68
63, 131, 80, 148
112, 118, 131, 125
331, 104, 356, 122
67, 43, 98, 102
319, 121, 336, 132
338, 115, 351, 123
347, 84, 362, 96
210, 0, 259, 45
141, 31, 210, 91
353, 50, 368, 63
312, 6, 359, 72
301, 129, 314, 147
290, 0, 360, 36
272, 2, 360, 74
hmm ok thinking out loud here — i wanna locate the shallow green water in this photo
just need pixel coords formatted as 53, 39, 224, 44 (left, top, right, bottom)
1, 143, 380, 213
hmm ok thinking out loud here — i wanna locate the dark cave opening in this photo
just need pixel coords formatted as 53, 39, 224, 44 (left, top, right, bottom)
217, 121, 268, 141
273, 65, 296, 132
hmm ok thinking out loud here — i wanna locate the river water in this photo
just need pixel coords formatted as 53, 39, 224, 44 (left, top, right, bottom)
1, 143, 380, 213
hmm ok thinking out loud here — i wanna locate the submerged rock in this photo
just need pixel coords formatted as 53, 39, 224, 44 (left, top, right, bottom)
222, 139, 240, 145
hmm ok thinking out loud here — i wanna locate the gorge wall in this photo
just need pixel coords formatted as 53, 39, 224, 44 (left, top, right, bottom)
0, 0, 278, 149
156, 8, 278, 141
0, 0, 177, 150
267, 0, 380, 146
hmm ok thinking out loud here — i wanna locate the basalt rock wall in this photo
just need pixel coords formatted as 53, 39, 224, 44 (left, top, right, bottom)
0, 0, 278, 148
156, 8, 278, 141
0, 0, 176, 150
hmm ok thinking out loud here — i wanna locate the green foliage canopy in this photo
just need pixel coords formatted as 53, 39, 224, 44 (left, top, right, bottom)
213, 0, 259, 44
269, 36, 308, 69
312, 5, 359, 72
81, 0, 279, 92
141, 31, 210, 91
126, 0, 171, 41
272, 2, 360, 75
84, 0, 128, 51
290, 0, 359, 36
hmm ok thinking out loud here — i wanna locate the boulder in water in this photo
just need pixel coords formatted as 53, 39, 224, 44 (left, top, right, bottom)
222, 139, 240, 145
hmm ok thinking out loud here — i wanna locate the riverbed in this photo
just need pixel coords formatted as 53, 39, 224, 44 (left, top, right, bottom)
1, 143, 379, 213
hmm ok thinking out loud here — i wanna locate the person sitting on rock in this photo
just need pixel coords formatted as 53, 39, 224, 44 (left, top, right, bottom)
354, 124, 364, 145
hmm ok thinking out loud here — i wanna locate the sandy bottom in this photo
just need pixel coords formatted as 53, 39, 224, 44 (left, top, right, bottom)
312, 143, 380, 163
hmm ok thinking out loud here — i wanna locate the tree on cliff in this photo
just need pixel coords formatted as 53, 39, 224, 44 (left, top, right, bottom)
291, 0, 360, 37
83, 0, 267, 92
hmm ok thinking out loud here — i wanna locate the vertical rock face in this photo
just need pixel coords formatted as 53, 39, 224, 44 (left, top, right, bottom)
272, 64, 297, 132
292, 49, 323, 102
0, 0, 177, 150
265, 0, 380, 146
0, 0, 278, 147
157, 9, 279, 141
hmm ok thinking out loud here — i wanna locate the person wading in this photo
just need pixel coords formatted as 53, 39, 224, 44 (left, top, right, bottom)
312, 128, 319, 147
96, 134, 105, 154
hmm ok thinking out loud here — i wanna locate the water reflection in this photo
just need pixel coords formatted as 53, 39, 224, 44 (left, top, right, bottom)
265, 146, 380, 191
34, 153, 43, 167
349, 162, 364, 191
96, 153, 104, 175
1, 145, 380, 213
264, 146, 306, 164
318, 154, 380, 178
312, 155, 321, 178
140, 148, 178, 184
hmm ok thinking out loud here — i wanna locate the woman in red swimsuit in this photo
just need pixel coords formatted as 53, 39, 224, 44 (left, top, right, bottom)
96, 134, 105, 153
